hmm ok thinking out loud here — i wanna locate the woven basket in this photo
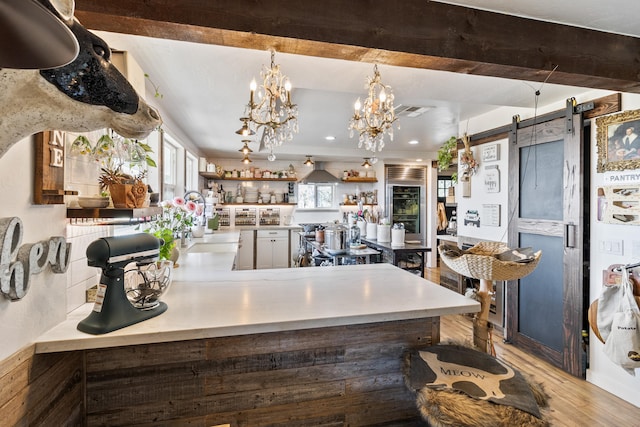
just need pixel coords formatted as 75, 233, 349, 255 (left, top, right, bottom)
438, 241, 541, 281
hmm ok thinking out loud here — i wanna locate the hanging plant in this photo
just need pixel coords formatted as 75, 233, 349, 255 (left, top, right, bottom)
437, 136, 458, 172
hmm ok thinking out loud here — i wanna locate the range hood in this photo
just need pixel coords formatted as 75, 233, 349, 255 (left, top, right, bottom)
299, 162, 340, 183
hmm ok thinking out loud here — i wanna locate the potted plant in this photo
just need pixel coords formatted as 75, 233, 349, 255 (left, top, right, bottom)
71, 132, 156, 208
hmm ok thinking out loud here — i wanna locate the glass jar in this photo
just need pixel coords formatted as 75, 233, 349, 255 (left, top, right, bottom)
350, 223, 361, 246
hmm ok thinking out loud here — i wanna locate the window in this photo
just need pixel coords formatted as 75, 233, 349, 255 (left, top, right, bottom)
185, 152, 197, 191
162, 138, 178, 200
297, 184, 334, 208
437, 177, 454, 198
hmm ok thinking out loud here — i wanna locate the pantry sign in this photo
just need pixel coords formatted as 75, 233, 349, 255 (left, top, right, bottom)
603, 171, 640, 185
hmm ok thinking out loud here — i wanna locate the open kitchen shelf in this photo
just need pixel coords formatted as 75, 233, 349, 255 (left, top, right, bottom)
66, 206, 162, 219
199, 172, 296, 181
215, 203, 297, 206
341, 177, 378, 183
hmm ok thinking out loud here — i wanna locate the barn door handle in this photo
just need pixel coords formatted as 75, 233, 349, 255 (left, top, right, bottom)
565, 222, 576, 248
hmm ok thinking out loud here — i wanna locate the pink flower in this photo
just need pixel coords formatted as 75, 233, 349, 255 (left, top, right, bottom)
195, 204, 204, 216
173, 197, 186, 206
185, 200, 197, 212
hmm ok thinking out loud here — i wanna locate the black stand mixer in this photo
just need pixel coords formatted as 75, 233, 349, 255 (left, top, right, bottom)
77, 233, 168, 335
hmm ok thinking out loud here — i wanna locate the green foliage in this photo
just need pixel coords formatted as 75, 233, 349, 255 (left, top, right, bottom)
141, 198, 199, 260
144, 73, 163, 99
437, 136, 458, 172
150, 228, 175, 261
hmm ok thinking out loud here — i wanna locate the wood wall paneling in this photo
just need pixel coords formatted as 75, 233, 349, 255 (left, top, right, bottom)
84, 318, 438, 426
0, 345, 84, 426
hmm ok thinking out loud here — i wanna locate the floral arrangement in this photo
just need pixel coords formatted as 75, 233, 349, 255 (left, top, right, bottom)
142, 197, 203, 260
459, 134, 479, 176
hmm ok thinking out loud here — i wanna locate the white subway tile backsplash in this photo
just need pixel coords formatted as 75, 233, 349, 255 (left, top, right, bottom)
67, 280, 90, 313
65, 223, 114, 313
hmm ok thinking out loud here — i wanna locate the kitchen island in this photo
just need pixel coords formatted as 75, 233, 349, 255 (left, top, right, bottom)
28, 231, 478, 426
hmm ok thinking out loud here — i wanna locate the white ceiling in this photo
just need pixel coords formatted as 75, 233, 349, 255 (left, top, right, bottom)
93, 1, 640, 164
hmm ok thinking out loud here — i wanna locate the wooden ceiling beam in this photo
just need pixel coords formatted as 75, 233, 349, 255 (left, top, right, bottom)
74, 0, 640, 93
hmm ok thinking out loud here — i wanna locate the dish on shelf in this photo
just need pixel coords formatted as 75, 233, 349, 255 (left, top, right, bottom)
77, 196, 110, 208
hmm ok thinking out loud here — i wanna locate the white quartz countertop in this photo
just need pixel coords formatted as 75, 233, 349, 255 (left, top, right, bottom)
34, 231, 479, 354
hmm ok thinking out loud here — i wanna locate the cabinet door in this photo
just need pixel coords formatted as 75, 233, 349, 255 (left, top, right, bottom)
255, 238, 274, 269
272, 238, 290, 268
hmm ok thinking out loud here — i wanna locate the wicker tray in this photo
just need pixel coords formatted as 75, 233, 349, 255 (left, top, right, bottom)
438, 241, 541, 281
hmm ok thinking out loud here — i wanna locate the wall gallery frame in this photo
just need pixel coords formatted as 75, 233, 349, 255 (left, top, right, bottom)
482, 144, 500, 162
596, 109, 640, 172
484, 165, 500, 193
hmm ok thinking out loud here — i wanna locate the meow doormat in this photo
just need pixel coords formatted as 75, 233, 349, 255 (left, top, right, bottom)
407, 344, 542, 418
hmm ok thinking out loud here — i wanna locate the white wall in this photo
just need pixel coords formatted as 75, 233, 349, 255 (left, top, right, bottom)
586, 93, 640, 407
462, 90, 640, 407
455, 138, 509, 243
0, 136, 68, 361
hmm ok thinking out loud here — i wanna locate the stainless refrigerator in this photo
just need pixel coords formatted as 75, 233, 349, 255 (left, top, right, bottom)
385, 165, 427, 242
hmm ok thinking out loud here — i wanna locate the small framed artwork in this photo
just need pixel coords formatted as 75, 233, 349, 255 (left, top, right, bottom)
482, 204, 501, 227
484, 165, 500, 193
596, 109, 640, 172
482, 144, 500, 162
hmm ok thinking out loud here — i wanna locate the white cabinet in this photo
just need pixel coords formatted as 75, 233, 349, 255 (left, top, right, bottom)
235, 230, 255, 270
256, 229, 289, 269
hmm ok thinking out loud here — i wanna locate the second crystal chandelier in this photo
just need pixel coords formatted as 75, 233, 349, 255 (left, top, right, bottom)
349, 64, 399, 161
238, 49, 299, 161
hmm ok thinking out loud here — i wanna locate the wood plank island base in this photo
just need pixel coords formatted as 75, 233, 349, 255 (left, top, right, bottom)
84, 317, 438, 425
3, 242, 478, 425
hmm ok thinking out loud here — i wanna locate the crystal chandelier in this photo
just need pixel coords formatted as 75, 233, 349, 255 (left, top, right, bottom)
239, 50, 299, 161
349, 64, 398, 158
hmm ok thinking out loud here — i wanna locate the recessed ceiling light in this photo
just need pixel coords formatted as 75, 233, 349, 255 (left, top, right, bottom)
408, 140, 419, 145
416, 158, 423, 162
325, 136, 336, 141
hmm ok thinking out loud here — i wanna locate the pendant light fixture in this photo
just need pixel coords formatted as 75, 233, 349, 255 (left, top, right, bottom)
0, 0, 79, 69
238, 140, 253, 155
239, 49, 299, 161
241, 153, 252, 164
303, 155, 314, 166
361, 158, 372, 168
349, 64, 399, 157
235, 117, 255, 136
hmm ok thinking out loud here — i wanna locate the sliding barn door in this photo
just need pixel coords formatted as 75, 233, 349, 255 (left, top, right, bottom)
506, 112, 585, 377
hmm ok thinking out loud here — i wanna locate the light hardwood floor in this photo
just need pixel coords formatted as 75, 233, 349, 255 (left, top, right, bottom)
425, 268, 640, 427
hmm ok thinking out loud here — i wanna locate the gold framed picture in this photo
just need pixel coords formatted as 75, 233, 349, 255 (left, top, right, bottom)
596, 109, 640, 172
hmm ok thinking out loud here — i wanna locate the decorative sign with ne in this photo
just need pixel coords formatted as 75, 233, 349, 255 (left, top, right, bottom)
34, 130, 74, 205
482, 204, 501, 227
0, 217, 70, 301
49, 130, 65, 167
